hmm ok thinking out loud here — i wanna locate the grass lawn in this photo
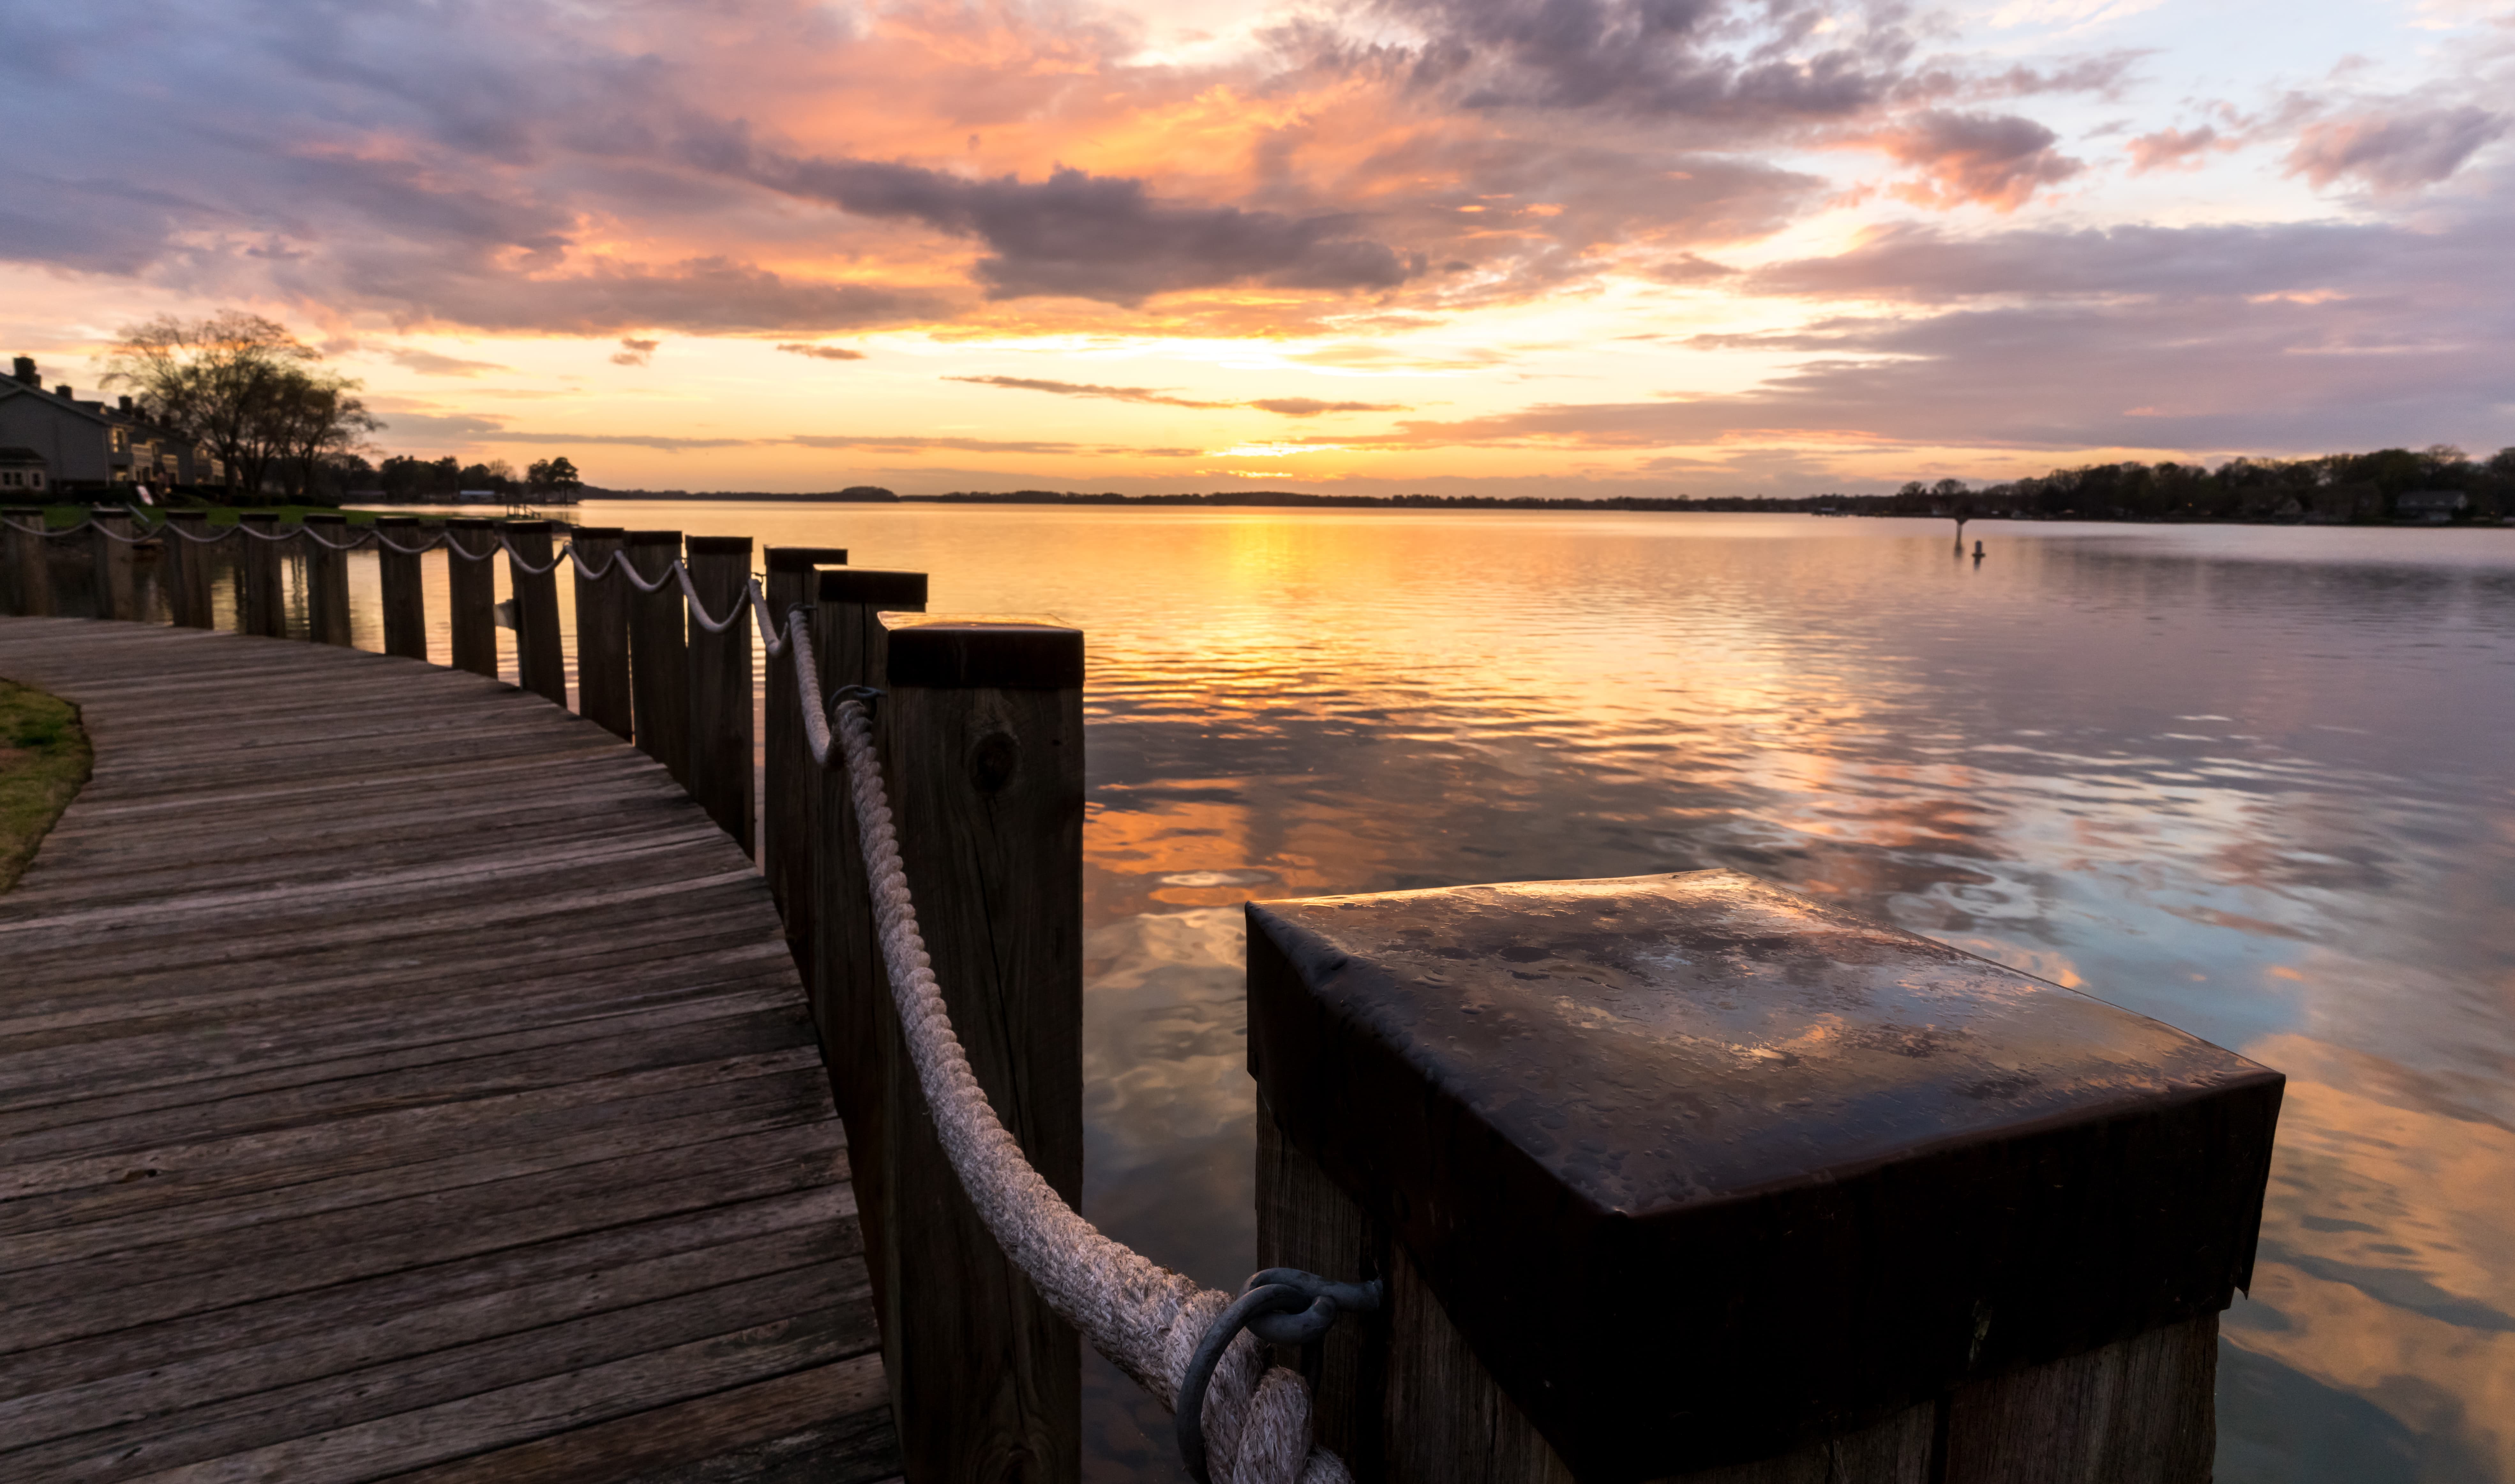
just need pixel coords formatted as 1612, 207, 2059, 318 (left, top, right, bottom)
0, 679, 91, 894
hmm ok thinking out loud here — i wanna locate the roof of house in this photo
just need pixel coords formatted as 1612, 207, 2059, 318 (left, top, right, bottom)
0, 381, 112, 425
0, 446, 48, 463
2397, 489, 2468, 508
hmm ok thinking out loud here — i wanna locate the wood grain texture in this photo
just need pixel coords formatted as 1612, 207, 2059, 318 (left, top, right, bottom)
685, 536, 754, 853
0, 506, 37, 615
0, 617, 895, 1484
1258, 1103, 1940, 1484
166, 512, 217, 631
1939, 1316, 2217, 1484
875, 629, 1083, 1484
627, 531, 690, 785
759, 551, 843, 957
90, 511, 138, 623
447, 520, 498, 678
507, 520, 567, 705
239, 514, 285, 638
303, 514, 354, 646
573, 529, 633, 739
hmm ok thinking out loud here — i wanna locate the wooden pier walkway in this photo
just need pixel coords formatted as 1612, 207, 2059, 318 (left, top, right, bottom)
0, 619, 899, 1483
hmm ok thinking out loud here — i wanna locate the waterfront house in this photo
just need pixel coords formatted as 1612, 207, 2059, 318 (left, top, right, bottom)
1, 359, 120, 486
2396, 490, 2467, 523
1, 356, 221, 490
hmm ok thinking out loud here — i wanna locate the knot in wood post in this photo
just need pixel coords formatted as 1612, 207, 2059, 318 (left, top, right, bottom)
684, 535, 755, 851
569, 527, 632, 737
301, 513, 353, 646
1248, 870, 2285, 1484
503, 519, 566, 704
445, 517, 499, 678
373, 516, 427, 659
239, 512, 286, 638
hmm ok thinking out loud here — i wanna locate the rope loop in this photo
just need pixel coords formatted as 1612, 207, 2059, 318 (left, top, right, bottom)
1178, 1273, 1379, 1484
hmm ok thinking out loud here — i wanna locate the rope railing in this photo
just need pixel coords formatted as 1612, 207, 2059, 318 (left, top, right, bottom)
788, 615, 1369, 1484
4, 508, 1364, 1479
10, 512, 784, 642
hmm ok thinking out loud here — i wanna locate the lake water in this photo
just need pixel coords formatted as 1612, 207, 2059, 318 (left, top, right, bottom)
197, 504, 2515, 1480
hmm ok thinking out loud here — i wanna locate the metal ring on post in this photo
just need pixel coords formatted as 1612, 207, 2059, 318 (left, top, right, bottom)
1176, 1270, 1383, 1484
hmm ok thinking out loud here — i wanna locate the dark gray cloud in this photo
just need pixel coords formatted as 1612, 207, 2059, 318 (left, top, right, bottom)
764, 158, 1417, 303
777, 343, 866, 361
2286, 106, 2509, 195
1374, 0, 1913, 124
611, 337, 659, 366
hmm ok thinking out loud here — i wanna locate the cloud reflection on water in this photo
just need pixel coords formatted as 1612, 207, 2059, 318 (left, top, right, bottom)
564, 504, 2515, 1481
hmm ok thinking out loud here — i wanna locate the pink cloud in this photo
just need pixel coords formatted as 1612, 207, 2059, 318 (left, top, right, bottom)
1861, 111, 2085, 212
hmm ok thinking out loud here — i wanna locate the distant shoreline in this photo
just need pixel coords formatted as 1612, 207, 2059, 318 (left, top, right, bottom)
529, 488, 2508, 526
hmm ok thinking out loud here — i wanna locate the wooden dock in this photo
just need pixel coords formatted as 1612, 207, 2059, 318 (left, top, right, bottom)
0, 618, 900, 1483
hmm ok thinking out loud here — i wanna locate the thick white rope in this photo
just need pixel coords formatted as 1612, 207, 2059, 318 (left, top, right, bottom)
797, 633, 1346, 1484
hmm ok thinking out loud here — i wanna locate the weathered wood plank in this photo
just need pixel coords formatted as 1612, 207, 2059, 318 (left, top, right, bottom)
0, 618, 895, 1483
375, 1356, 898, 1484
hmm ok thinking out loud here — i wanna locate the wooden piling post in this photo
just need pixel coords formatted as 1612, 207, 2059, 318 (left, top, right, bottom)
302, 513, 353, 645
505, 519, 566, 704
164, 512, 214, 628
374, 516, 428, 659
240, 513, 286, 637
626, 530, 691, 783
866, 613, 1085, 1484
446, 518, 499, 678
4, 506, 49, 617
1247, 870, 2284, 1484
89, 507, 139, 621
683, 535, 756, 851
761, 544, 848, 938
571, 527, 633, 738
805, 570, 926, 1117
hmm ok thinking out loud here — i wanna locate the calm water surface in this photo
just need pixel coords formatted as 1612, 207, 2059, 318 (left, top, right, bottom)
330, 505, 2515, 1480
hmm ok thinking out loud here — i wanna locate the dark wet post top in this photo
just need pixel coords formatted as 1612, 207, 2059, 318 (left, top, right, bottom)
1247, 869, 2284, 1483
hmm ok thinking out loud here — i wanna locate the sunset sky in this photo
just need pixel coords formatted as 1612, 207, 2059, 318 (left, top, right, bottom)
6, 0, 2510, 496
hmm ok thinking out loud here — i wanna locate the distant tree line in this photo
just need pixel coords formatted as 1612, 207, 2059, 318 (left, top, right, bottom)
358, 454, 583, 501
1858, 446, 2515, 524
913, 445, 2515, 522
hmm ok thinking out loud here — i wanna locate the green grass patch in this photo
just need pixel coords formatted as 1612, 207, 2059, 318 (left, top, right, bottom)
0, 679, 92, 894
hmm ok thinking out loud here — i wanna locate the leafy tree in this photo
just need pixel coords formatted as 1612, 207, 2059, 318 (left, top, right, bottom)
525, 456, 583, 493
268, 371, 381, 501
